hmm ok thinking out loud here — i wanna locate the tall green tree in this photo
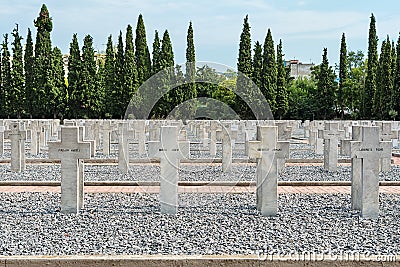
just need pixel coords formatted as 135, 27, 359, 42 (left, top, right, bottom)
33, 4, 53, 118
338, 33, 348, 119
81, 35, 99, 118
95, 55, 105, 118
183, 21, 197, 119
152, 30, 161, 74
124, 24, 138, 115
235, 15, 254, 119
374, 37, 393, 119
135, 14, 151, 85
49, 47, 67, 118
394, 34, 400, 119
10, 24, 25, 118
1, 34, 11, 118
113, 31, 125, 118
157, 30, 175, 117
315, 48, 336, 119
345, 50, 366, 118
361, 13, 378, 119
67, 33, 82, 118
275, 40, 288, 119
261, 28, 277, 113
103, 35, 115, 118
24, 28, 35, 118
252, 41, 262, 89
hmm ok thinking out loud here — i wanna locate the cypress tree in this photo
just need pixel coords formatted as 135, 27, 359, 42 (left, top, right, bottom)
0, 40, 2, 117
10, 24, 25, 118
1, 34, 11, 118
67, 33, 81, 118
95, 55, 105, 118
158, 30, 175, 117
49, 47, 67, 119
103, 35, 115, 118
374, 37, 393, 119
81, 35, 98, 118
235, 15, 253, 119
362, 14, 378, 119
394, 34, 400, 119
261, 28, 277, 113
316, 48, 336, 119
34, 4, 53, 118
113, 31, 125, 118
135, 14, 151, 85
275, 40, 288, 119
24, 28, 35, 118
183, 21, 197, 119
338, 33, 348, 119
390, 41, 397, 119
252, 41, 262, 89
124, 24, 138, 112
151, 30, 161, 74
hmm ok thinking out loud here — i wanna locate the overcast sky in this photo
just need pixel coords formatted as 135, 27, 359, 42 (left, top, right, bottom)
0, 0, 399, 68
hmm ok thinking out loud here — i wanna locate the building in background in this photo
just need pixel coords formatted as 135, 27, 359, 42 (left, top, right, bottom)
284, 59, 314, 79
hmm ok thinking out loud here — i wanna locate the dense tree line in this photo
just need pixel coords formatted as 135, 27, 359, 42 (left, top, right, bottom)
288, 13, 400, 120
0, 5, 399, 120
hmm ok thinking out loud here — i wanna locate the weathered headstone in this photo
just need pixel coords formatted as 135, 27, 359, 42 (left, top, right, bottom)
247, 126, 289, 216
5, 122, 26, 172
48, 127, 91, 214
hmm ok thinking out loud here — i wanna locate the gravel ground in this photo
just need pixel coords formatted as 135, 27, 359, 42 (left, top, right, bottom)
0, 164, 399, 182
0, 192, 399, 256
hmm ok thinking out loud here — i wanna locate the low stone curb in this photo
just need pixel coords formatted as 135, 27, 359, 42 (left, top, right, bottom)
0, 255, 399, 267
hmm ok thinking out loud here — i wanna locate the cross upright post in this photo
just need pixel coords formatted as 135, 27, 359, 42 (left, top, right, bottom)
48, 126, 91, 214
148, 126, 189, 215
5, 121, 26, 172
247, 126, 289, 217
118, 122, 129, 174
101, 120, 114, 155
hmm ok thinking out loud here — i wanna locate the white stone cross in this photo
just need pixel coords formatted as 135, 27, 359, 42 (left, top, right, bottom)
247, 126, 289, 217
377, 122, 397, 171
318, 122, 345, 172
0, 120, 6, 154
148, 126, 189, 215
310, 121, 324, 154
219, 123, 233, 173
101, 120, 114, 155
132, 120, 146, 155
5, 122, 26, 172
209, 120, 220, 157
344, 126, 391, 218
28, 120, 40, 155
118, 122, 130, 173
48, 126, 91, 214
